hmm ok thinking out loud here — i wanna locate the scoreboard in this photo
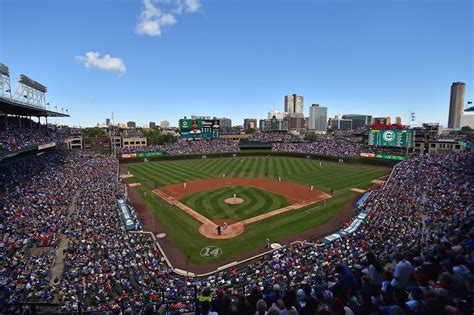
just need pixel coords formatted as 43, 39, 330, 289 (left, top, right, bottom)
179, 118, 220, 140
368, 129, 413, 148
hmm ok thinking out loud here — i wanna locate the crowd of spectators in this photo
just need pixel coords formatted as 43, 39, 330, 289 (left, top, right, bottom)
1, 143, 472, 314
0, 151, 102, 311
436, 134, 474, 145
120, 140, 240, 155
0, 117, 68, 152
0, 149, 193, 313
247, 132, 304, 143
272, 139, 364, 157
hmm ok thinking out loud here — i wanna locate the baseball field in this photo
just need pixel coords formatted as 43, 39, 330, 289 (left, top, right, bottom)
124, 156, 390, 268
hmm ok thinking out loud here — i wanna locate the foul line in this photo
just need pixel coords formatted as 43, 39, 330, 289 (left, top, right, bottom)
152, 188, 331, 235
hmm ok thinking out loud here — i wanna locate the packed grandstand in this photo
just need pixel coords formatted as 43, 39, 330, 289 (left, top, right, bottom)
0, 119, 473, 315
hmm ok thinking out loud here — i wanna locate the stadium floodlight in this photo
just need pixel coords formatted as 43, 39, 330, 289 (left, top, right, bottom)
13, 74, 48, 108
0, 63, 9, 76
0, 63, 13, 98
19, 74, 47, 93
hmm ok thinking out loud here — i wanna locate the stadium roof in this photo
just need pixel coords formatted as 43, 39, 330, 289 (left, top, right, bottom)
0, 96, 69, 117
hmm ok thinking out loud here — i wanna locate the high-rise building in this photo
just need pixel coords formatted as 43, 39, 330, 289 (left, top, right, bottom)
106, 118, 110, 126
456, 106, 474, 129
267, 110, 287, 120
341, 114, 371, 130
284, 94, 304, 116
395, 116, 402, 125
259, 116, 288, 131
285, 116, 306, 130
149, 121, 156, 129
372, 117, 388, 125
330, 115, 352, 130
160, 120, 170, 130
244, 118, 258, 130
309, 104, 328, 131
127, 121, 136, 128
386, 116, 391, 125
218, 118, 232, 129
448, 82, 466, 129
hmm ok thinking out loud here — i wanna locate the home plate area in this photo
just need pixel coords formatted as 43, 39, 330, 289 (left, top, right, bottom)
153, 178, 331, 239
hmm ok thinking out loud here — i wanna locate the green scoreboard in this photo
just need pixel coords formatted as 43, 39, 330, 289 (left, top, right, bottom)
368, 129, 413, 148
179, 118, 220, 139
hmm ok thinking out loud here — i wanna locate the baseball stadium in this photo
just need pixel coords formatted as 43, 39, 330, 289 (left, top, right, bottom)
1, 83, 472, 314
1, 1, 474, 314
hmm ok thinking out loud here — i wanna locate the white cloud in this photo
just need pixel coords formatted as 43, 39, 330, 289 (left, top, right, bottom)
184, 0, 201, 12
76, 52, 127, 76
135, 0, 201, 37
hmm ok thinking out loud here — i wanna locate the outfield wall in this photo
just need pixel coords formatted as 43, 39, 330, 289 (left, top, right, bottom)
118, 150, 400, 167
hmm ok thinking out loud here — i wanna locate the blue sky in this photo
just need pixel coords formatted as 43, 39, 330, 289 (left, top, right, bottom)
0, 0, 472, 127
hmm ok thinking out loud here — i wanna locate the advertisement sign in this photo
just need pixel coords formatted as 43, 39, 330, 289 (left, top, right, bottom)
121, 153, 137, 158
38, 142, 56, 150
117, 199, 135, 230
368, 129, 412, 148
137, 152, 164, 157
360, 152, 406, 160
375, 154, 406, 160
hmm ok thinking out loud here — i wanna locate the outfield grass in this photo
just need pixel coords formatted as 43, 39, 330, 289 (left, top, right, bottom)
179, 186, 289, 221
127, 156, 390, 264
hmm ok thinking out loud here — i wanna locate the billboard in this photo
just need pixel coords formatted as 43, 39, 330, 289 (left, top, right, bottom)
179, 118, 220, 139
360, 152, 406, 160
368, 129, 412, 148
137, 152, 165, 157
121, 153, 137, 158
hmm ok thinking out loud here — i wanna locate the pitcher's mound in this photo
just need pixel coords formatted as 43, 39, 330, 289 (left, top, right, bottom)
224, 197, 244, 204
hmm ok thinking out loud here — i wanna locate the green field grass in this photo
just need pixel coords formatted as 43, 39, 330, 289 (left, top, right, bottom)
127, 156, 390, 264
179, 186, 289, 221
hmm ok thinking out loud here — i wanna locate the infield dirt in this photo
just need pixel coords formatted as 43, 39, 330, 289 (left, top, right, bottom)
153, 178, 331, 239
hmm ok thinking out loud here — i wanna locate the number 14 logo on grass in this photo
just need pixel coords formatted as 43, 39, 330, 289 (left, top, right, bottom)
200, 246, 223, 258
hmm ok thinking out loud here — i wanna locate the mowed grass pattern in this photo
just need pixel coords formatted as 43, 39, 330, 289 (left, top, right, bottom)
128, 156, 386, 193
127, 157, 391, 264
179, 186, 289, 221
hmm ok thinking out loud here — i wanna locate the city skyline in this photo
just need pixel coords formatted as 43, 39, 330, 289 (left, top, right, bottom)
1, 0, 472, 127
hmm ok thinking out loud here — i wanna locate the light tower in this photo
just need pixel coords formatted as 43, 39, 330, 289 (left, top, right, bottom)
0, 63, 12, 98
14, 74, 48, 108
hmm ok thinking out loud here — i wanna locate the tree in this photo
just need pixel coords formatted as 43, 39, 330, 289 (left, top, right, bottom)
142, 129, 177, 145
460, 126, 473, 135
83, 128, 106, 137
156, 133, 177, 145
245, 128, 257, 134
305, 131, 317, 142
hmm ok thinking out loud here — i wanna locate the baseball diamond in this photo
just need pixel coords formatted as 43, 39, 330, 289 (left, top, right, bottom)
124, 156, 390, 268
